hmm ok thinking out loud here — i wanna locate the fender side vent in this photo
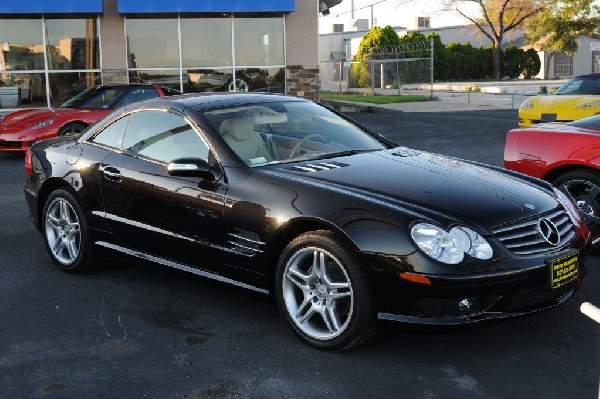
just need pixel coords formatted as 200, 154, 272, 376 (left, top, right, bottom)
289, 162, 349, 173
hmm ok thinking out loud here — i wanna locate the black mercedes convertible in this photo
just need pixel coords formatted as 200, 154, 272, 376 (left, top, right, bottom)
24, 93, 591, 350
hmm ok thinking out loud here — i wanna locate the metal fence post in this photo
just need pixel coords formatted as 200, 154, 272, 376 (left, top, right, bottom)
395, 47, 400, 95
430, 37, 434, 99
370, 59, 375, 95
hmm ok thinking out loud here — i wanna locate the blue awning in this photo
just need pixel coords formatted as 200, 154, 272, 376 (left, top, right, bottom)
117, 0, 295, 13
0, 0, 103, 13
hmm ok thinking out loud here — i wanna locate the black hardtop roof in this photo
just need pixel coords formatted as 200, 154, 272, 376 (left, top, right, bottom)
140, 92, 308, 110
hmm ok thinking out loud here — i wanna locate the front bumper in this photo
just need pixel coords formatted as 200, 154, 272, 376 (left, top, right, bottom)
518, 108, 599, 127
367, 236, 590, 325
0, 139, 30, 152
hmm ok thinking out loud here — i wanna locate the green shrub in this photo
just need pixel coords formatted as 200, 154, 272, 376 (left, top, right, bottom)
522, 49, 541, 79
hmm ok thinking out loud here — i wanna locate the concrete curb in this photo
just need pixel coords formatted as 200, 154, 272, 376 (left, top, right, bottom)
319, 99, 375, 113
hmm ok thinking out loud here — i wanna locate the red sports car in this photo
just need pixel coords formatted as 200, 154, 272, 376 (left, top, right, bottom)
505, 116, 600, 246
0, 84, 178, 152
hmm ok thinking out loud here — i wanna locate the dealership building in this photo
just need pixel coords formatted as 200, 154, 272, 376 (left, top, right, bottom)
0, 0, 321, 110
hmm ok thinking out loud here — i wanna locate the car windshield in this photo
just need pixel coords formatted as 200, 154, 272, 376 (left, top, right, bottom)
554, 76, 600, 95
202, 101, 388, 167
60, 86, 128, 110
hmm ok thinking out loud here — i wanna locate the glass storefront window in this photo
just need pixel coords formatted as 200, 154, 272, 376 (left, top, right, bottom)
0, 18, 45, 71
235, 67, 284, 93
126, 18, 179, 68
184, 69, 233, 92
234, 18, 284, 66
129, 70, 181, 91
49, 71, 100, 106
45, 18, 100, 70
181, 17, 232, 68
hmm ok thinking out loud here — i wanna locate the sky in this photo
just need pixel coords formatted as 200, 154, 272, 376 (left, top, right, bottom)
319, 0, 481, 32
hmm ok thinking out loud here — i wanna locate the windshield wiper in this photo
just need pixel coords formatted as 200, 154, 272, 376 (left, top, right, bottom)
313, 149, 375, 160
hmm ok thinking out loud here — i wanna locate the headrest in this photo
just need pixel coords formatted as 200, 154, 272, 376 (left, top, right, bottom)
218, 118, 253, 141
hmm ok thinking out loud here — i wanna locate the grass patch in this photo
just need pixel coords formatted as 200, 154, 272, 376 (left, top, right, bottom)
320, 91, 436, 104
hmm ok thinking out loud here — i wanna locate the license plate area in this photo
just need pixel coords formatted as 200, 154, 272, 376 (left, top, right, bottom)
548, 251, 578, 289
540, 113, 557, 123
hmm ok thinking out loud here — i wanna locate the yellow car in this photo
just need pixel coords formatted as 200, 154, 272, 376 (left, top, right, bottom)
519, 73, 600, 127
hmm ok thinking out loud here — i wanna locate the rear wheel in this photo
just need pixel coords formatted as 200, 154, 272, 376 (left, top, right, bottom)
42, 189, 100, 273
275, 230, 378, 350
553, 169, 600, 247
58, 122, 87, 136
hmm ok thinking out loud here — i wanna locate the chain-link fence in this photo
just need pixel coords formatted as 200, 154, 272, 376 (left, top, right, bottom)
345, 39, 434, 96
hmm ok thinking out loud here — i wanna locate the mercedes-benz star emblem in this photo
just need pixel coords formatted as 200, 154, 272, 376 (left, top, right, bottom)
539, 218, 560, 246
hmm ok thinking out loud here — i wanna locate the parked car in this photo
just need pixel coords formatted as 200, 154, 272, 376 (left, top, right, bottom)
0, 84, 178, 152
519, 73, 600, 127
25, 93, 590, 350
505, 115, 600, 247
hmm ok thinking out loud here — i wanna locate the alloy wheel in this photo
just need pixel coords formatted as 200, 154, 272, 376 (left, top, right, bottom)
281, 247, 354, 340
44, 197, 81, 265
561, 178, 600, 245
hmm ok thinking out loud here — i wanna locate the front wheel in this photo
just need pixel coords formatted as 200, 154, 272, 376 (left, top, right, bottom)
58, 122, 87, 136
553, 169, 600, 247
275, 230, 378, 350
42, 189, 100, 273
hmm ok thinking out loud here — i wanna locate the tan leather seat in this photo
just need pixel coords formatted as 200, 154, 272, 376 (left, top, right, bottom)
219, 118, 273, 164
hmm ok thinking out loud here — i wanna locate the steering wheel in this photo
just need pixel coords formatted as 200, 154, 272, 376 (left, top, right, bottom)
289, 134, 328, 159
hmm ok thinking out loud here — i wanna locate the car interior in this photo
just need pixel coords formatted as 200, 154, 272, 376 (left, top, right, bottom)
208, 104, 383, 166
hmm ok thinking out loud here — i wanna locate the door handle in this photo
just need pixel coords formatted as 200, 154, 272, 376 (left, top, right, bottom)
101, 166, 122, 181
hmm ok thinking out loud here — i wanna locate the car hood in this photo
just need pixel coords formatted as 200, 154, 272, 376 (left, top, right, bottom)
270, 148, 558, 231
531, 94, 599, 110
1, 108, 85, 129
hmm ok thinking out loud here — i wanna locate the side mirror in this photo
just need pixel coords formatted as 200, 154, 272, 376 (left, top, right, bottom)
167, 158, 222, 181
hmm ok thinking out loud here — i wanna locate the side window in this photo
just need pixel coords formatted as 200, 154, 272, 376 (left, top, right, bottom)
123, 110, 210, 163
91, 115, 130, 149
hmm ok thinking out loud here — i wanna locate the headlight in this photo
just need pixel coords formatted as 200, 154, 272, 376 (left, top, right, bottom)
410, 223, 493, 265
553, 187, 583, 227
26, 119, 54, 129
520, 99, 534, 110
575, 101, 600, 110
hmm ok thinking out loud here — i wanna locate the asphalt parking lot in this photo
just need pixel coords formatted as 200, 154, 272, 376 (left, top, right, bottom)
1, 109, 599, 399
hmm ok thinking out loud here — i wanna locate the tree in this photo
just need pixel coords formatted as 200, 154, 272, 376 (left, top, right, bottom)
525, 0, 600, 77
445, 0, 546, 79
349, 25, 401, 88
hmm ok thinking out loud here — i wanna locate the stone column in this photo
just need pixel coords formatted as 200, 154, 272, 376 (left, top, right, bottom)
286, 65, 320, 101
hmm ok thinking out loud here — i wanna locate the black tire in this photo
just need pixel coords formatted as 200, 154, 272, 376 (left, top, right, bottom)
58, 122, 87, 136
553, 169, 600, 247
42, 189, 101, 273
275, 230, 378, 351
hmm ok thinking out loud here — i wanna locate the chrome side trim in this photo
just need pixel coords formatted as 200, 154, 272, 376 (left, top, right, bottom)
93, 211, 195, 243
95, 241, 269, 294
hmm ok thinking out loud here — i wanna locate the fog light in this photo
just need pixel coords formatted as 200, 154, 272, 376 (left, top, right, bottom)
457, 298, 474, 313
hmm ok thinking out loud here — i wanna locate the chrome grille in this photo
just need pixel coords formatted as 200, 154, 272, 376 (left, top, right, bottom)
492, 208, 576, 256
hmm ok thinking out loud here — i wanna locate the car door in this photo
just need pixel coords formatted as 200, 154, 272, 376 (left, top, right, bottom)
98, 108, 227, 271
